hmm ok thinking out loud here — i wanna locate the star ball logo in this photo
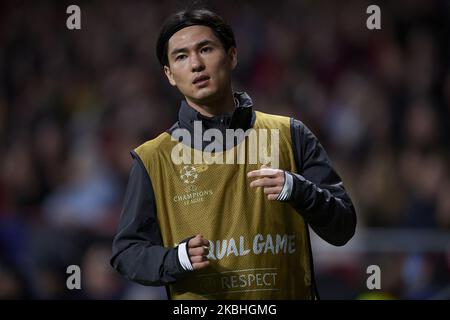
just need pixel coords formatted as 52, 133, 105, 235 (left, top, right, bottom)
179, 164, 209, 184
174, 164, 213, 205
180, 165, 198, 184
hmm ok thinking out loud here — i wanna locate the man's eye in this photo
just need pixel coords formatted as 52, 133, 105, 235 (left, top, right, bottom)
200, 47, 212, 53
176, 55, 187, 61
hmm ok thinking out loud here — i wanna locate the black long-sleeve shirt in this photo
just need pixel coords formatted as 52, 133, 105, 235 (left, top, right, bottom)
110, 92, 357, 288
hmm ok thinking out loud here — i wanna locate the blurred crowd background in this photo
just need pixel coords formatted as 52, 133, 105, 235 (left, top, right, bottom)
1, 0, 449, 299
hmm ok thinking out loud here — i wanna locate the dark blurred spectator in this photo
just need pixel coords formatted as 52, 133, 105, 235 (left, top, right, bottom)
81, 241, 124, 299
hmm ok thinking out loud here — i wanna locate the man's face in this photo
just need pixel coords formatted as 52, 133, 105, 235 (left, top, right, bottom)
164, 25, 237, 105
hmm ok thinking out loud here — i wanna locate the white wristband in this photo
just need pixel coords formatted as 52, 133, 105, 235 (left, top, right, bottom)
276, 171, 293, 201
177, 242, 193, 271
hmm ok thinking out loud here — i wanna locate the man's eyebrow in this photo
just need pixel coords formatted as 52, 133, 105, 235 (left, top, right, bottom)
170, 39, 215, 56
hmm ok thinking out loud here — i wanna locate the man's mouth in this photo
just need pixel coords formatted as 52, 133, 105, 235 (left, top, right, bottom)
193, 75, 210, 85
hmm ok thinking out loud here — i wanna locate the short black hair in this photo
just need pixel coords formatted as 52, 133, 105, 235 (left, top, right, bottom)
156, 8, 236, 67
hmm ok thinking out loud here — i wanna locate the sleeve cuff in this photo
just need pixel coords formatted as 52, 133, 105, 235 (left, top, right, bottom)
276, 171, 294, 201
177, 242, 193, 271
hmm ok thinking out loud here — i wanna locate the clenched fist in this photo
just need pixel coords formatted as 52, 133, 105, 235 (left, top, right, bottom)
187, 234, 210, 270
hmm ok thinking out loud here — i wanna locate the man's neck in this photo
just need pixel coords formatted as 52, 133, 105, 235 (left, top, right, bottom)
185, 91, 235, 118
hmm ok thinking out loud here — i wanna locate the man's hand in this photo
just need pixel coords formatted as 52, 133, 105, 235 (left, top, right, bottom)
247, 165, 285, 200
187, 234, 210, 270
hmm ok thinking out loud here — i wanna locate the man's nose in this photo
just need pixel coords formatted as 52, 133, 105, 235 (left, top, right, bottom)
190, 53, 205, 72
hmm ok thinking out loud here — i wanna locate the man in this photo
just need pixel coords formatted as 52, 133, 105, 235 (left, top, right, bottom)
110, 8, 356, 300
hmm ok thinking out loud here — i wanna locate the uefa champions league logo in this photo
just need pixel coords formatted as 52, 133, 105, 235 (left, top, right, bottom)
174, 164, 213, 205
179, 164, 209, 184
180, 165, 198, 184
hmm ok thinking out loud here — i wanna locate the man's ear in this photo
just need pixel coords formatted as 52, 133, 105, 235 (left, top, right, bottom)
164, 65, 177, 87
228, 47, 237, 70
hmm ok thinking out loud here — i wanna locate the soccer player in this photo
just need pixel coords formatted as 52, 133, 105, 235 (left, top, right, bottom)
110, 8, 356, 299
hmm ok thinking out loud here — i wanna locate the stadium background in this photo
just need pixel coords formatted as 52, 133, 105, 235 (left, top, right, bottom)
0, 0, 449, 299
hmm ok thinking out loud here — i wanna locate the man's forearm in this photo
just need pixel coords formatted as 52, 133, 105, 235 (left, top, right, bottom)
110, 154, 189, 286
111, 241, 186, 286
289, 173, 356, 246
289, 118, 357, 246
